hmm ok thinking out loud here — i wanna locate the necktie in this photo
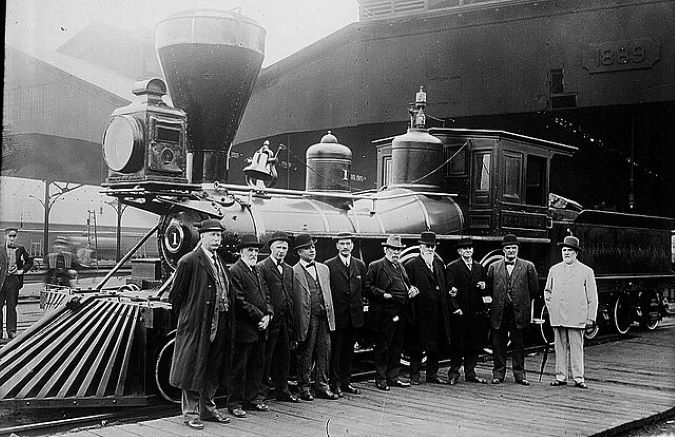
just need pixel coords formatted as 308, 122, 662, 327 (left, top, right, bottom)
306, 262, 315, 268
505, 261, 515, 266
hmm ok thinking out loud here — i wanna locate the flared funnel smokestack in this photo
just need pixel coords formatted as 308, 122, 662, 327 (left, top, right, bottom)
155, 9, 265, 183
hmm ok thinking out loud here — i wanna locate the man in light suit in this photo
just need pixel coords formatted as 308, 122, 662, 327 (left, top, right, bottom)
545, 236, 598, 389
228, 234, 274, 416
325, 231, 366, 396
486, 234, 539, 386
291, 233, 338, 400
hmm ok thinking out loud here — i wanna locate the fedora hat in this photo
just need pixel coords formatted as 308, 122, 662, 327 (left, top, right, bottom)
455, 236, 473, 249
268, 231, 290, 246
294, 233, 316, 251
417, 231, 438, 246
197, 218, 224, 234
501, 234, 520, 247
237, 233, 262, 250
382, 234, 405, 249
558, 235, 583, 252
332, 231, 355, 241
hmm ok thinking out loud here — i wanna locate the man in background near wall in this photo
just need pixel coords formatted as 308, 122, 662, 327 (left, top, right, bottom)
545, 235, 598, 389
0, 228, 32, 341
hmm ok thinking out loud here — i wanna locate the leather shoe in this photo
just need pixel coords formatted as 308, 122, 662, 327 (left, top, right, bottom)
242, 401, 270, 411
491, 378, 503, 384
516, 379, 530, 386
203, 414, 230, 424
574, 381, 589, 389
341, 384, 360, 394
185, 418, 204, 429
550, 380, 567, 387
448, 376, 459, 386
333, 387, 343, 398
466, 377, 488, 384
228, 407, 247, 418
300, 391, 314, 401
317, 389, 339, 400
276, 393, 302, 403
388, 379, 411, 388
426, 377, 447, 385
375, 381, 390, 391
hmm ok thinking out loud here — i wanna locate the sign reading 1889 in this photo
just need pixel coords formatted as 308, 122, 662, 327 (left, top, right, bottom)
583, 39, 660, 74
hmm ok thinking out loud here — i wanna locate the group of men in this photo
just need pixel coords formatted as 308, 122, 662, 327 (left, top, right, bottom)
168, 219, 598, 430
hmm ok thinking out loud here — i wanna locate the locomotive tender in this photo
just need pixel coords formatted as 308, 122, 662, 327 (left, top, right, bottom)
1, 9, 672, 409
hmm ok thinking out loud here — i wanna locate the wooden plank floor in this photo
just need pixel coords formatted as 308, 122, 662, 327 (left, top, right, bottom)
60, 323, 675, 437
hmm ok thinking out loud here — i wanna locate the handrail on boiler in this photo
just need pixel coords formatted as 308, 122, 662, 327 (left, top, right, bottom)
95, 223, 160, 290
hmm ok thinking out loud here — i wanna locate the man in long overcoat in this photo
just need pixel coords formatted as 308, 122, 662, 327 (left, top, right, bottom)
403, 232, 451, 384
325, 231, 366, 396
228, 234, 274, 415
446, 237, 489, 384
1, 228, 32, 340
545, 235, 598, 389
257, 231, 300, 403
291, 233, 338, 400
366, 234, 419, 391
486, 234, 539, 386
169, 219, 234, 429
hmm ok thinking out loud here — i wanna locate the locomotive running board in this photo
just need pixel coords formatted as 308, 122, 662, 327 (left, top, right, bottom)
0, 295, 156, 409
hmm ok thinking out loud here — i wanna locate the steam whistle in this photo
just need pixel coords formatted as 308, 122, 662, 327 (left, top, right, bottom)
409, 85, 427, 129
243, 140, 285, 189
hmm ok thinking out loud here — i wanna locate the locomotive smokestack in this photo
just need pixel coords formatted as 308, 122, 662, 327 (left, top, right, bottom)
155, 9, 266, 184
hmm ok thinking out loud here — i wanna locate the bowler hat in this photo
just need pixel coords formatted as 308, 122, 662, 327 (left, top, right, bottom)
332, 231, 355, 241
54, 236, 68, 245
237, 233, 262, 250
558, 235, 583, 252
382, 235, 405, 249
268, 231, 290, 246
294, 233, 316, 251
501, 234, 520, 247
197, 218, 224, 234
4, 227, 18, 234
455, 237, 473, 249
418, 231, 438, 246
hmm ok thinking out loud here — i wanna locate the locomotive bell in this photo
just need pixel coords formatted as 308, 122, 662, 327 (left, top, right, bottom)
305, 131, 352, 193
243, 140, 278, 188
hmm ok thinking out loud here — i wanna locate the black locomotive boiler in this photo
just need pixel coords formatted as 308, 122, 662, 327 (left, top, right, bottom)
1, 8, 672, 409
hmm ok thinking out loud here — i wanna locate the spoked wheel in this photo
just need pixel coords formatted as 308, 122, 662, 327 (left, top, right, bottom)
538, 305, 554, 345
613, 294, 632, 335
639, 291, 660, 331
155, 338, 181, 403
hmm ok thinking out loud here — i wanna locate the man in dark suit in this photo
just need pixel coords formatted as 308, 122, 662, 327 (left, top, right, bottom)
486, 234, 539, 386
257, 231, 300, 403
446, 237, 489, 385
228, 234, 274, 416
404, 232, 451, 385
365, 234, 419, 391
169, 219, 234, 429
325, 231, 366, 396
291, 233, 338, 401
1, 228, 33, 341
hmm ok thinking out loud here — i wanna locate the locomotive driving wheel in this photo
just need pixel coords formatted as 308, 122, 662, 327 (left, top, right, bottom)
612, 293, 632, 334
155, 337, 181, 403
638, 290, 660, 331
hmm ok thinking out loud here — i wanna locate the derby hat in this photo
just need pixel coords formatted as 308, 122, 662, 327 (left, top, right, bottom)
197, 218, 224, 234
382, 234, 405, 249
237, 233, 262, 250
294, 233, 317, 251
501, 234, 520, 247
418, 231, 438, 246
268, 231, 290, 246
455, 236, 474, 248
332, 231, 355, 241
558, 235, 583, 252
54, 235, 68, 245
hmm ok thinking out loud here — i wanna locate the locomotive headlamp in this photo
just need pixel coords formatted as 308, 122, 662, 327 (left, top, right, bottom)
102, 115, 144, 173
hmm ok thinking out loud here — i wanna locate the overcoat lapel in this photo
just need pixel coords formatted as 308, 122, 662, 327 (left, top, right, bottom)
196, 249, 216, 282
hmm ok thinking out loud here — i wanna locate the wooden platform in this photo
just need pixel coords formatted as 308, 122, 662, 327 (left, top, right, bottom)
60, 322, 675, 437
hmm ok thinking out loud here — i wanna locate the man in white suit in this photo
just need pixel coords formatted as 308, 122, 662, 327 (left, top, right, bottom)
545, 235, 598, 389
291, 233, 338, 400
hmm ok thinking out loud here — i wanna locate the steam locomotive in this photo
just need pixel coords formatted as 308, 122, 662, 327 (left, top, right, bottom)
1, 9, 672, 409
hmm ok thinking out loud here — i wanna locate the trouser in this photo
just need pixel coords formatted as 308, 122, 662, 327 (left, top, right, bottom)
297, 314, 331, 394
0, 276, 21, 338
373, 315, 404, 383
409, 349, 441, 381
449, 350, 480, 380
492, 303, 526, 381
182, 386, 219, 421
330, 325, 356, 389
229, 339, 265, 407
553, 326, 585, 383
263, 319, 292, 396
